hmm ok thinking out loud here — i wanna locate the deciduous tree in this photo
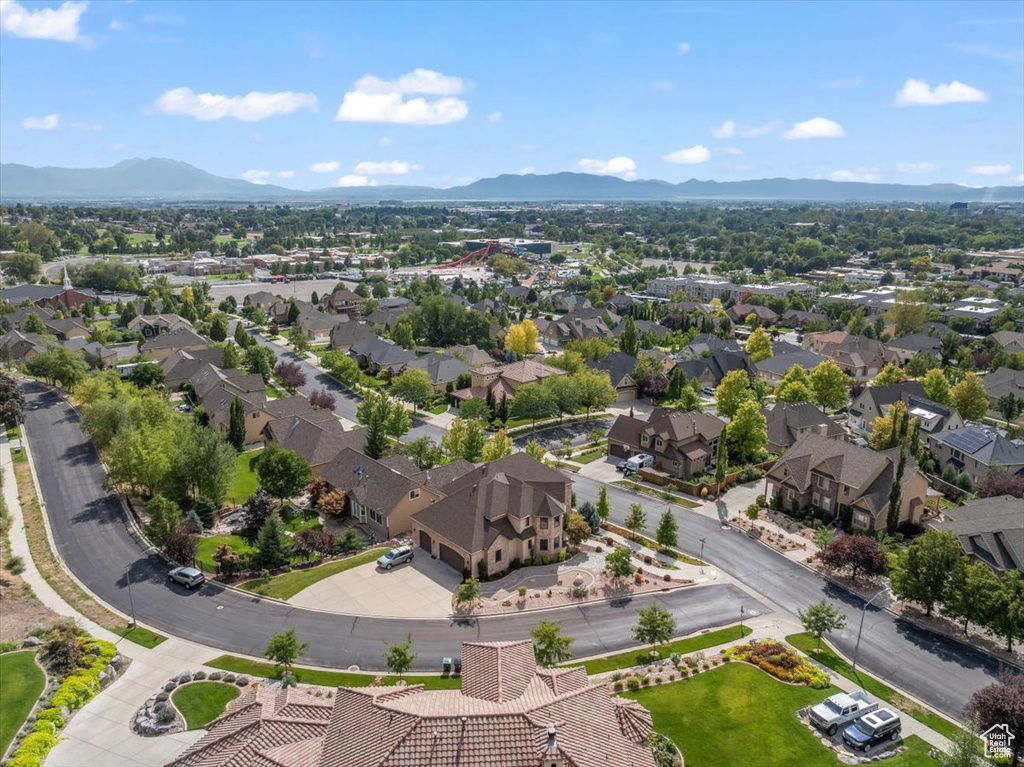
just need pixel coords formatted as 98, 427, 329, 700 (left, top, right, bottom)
383, 635, 417, 679
725, 400, 767, 464
255, 444, 311, 500
264, 628, 308, 674
625, 503, 646, 540
632, 604, 676, 655
391, 368, 434, 413
889, 530, 963, 617
952, 372, 989, 422
531, 620, 575, 667
715, 369, 753, 418
798, 599, 847, 649
745, 327, 773, 362
819, 535, 888, 583
655, 509, 678, 550
774, 365, 814, 403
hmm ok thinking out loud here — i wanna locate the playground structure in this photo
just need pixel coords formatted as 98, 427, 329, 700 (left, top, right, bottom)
432, 239, 547, 270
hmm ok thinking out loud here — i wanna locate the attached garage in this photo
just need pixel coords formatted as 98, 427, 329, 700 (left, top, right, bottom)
614, 385, 637, 402
438, 543, 465, 573
419, 530, 432, 552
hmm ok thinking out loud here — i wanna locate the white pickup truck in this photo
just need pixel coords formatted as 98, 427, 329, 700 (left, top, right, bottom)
809, 691, 878, 736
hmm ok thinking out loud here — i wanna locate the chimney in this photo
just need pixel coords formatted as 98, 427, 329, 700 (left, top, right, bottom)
541, 724, 564, 767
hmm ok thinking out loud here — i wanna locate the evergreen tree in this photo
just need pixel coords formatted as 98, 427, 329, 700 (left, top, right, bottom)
253, 512, 292, 569
233, 322, 251, 349
228, 395, 246, 451
619, 316, 640, 357
655, 509, 678, 550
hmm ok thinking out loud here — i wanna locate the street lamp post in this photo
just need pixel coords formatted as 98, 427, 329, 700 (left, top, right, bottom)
698, 537, 707, 574
851, 586, 890, 675
125, 566, 137, 629
739, 605, 745, 631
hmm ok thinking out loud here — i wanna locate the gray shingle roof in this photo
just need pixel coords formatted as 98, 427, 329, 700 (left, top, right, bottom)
934, 495, 1023, 572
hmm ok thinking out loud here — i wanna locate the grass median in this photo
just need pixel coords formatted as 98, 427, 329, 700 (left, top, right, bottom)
568, 624, 751, 675
0, 650, 45, 755
238, 547, 390, 600
786, 632, 962, 742
12, 458, 166, 648
206, 655, 462, 689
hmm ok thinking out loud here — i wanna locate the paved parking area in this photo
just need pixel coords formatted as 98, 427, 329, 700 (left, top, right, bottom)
577, 455, 624, 484
287, 553, 460, 618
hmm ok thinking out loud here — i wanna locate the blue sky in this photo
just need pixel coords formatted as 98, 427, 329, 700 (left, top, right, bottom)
1, 0, 1022, 189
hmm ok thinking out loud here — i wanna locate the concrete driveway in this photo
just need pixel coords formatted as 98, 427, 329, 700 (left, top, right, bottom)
287, 554, 460, 618
577, 455, 624, 484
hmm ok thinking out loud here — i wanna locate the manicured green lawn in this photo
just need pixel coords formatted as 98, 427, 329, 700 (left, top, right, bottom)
121, 624, 167, 648
427, 403, 448, 415
265, 383, 281, 400
613, 480, 701, 508
196, 534, 254, 572
11, 447, 26, 464
171, 682, 240, 730
572, 447, 606, 464
5, 423, 21, 440
206, 655, 462, 689
283, 509, 321, 533
227, 449, 263, 506
0, 651, 45, 755
626, 663, 938, 767
239, 547, 389, 600
570, 625, 751, 675
786, 633, 963, 742
359, 373, 385, 388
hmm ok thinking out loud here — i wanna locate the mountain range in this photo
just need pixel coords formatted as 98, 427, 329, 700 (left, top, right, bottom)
1, 158, 1021, 204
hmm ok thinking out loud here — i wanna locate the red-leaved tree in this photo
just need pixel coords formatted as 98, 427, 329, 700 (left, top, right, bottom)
976, 472, 1024, 499
819, 534, 888, 583
965, 673, 1024, 766
309, 389, 336, 410
274, 361, 307, 389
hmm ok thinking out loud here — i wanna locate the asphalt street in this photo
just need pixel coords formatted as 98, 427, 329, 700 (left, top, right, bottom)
21, 382, 764, 672
247, 331, 444, 442
570, 472, 1008, 719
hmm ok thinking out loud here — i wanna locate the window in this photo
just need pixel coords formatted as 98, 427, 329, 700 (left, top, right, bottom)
494, 549, 502, 563
553, 538, 560, 549
655, 437, 663, 449
540, 539, 549, 551
409, 489, 420, 500
523, 516, 531, 527
816, 475, 830, 491
540, 518, 549, 530
641, 434, 649, 445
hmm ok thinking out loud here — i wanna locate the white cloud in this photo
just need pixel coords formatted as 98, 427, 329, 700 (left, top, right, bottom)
967, 164, 1012, 176
578, 156, 637, 179
21, 114, 59, 130
895, 162, 935, 174
830, 168, 880, 182
719, 147, 744, 156
153, 87, 319, 121
353, 160, 421, 175
711, 119, 780, 139
519, 167, 536, 175
335, 175, 378, 187
661, 144, 711, 164
241, 170, 272, 185
677, 42, 691, 55
277, 170, 295, 179
378, 136, 393, 146
0, 0, 87, 43
487, 111, 502, 123
69, 120, 103, 131
783, 117, 845, 140
309, 160, 339, 173
335, 68, 469, 125
894, 78, 988, 106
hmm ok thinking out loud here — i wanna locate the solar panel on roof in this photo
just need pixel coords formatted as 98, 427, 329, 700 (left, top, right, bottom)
942, 429, 993, 454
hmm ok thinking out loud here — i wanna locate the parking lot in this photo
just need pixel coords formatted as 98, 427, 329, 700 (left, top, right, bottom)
286, 550, 460, 618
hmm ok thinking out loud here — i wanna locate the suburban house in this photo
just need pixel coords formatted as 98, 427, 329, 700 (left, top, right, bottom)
140, 328, 211, 362
611, 318, 671, 345
166, 640, 657, 767
753, 347, 829, 384
762, 402, 845, 454
727, 303, 779, 326
296, 311, 339, 343
927, 426, 1024, 489
411, 453, 572, 576
404, 351, 472, 392
329, 321, 376, 352
765, 433, 929, 532
590, 351, 638, 401
451, 359, 567, 403
984, 367, 1024, 415
848, 381, 926, 434
0, 330, 47, 361
802, 330, 887, 379
127, 314, 193, 338
884, 333, 942, 366
607, 408, 725, 479
160, 348, 226, 389
349, 337, 417, 376
933, 495, 1023, 573
41, 318, 89, 341
323, 287, 365, 316
321, 447, 473, 539
263, 411, 365, 478
676, 334, 743, 360
365, 307, 411, 330
64, 337, 118, 368
446, 343, 496, 368
780, 309, 828, 328
551, 291, 591, 312
4, 305, 54, 331
242, 290, 278, 310
538, 309, 614, 346
672, 350, 752, 390
991, 330, 1024, 354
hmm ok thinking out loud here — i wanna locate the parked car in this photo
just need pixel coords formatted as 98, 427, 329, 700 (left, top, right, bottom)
809, 691, 877, 736
623, 453, 654, 475
377, 545, 414, 570
842, 709, 901, 753
168, 566, 206, 589
702, 387, 716, 397
616, 459, 629, 472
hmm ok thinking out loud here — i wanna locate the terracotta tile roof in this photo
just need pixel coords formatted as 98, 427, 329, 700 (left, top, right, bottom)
166, 642, 656, 767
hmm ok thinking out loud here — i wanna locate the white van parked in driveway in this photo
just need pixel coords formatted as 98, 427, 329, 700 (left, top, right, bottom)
623, 453, 654, 475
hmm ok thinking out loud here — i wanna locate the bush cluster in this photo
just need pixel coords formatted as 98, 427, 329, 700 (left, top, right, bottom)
724, 639, 828, 688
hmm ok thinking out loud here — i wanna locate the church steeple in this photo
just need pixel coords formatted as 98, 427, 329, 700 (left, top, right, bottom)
62, 266, 72, 290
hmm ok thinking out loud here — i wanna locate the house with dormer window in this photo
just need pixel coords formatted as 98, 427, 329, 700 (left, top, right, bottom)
607, 407, 725, 479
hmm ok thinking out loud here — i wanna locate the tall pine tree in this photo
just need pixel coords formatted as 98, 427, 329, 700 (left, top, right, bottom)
228, 396, 246, 451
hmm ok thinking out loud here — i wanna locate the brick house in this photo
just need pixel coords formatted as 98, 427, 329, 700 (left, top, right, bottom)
607, 407, 725, 479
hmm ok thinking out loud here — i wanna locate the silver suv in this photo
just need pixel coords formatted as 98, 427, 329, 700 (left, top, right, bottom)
168, 566, 206, 589
377, 545, 414, 570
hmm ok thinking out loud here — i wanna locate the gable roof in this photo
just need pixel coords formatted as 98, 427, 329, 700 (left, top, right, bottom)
934, 495, 1024, 573
591, 351, 638, 388
929, 426, 1024, 469
762, 402, 845, 449
140, 327, 209, 351
264, 413, 364, 467
984, 367, 1024, 400
329, 322, 376, 348
405, 351, 472, 385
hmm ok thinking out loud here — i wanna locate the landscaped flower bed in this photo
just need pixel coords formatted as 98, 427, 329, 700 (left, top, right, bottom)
724, 639, 828, 688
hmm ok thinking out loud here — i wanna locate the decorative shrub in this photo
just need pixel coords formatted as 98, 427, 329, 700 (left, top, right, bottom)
643, 555, 653, 565
222, 674, 236, 683
724, 639, 828, 688
613, 681, 624, 692
235, 676, 250, 686
517, 586, 527, 598
611, 672, 623, 682
663, 573, 671, 582
155, 692, 169, 703
156, 707, 177, 724
35, 709, 64, 730
208, 672, 223, 681
7, 731, 57, 767
163, 682, 177, 693
626, 677, 642, 691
